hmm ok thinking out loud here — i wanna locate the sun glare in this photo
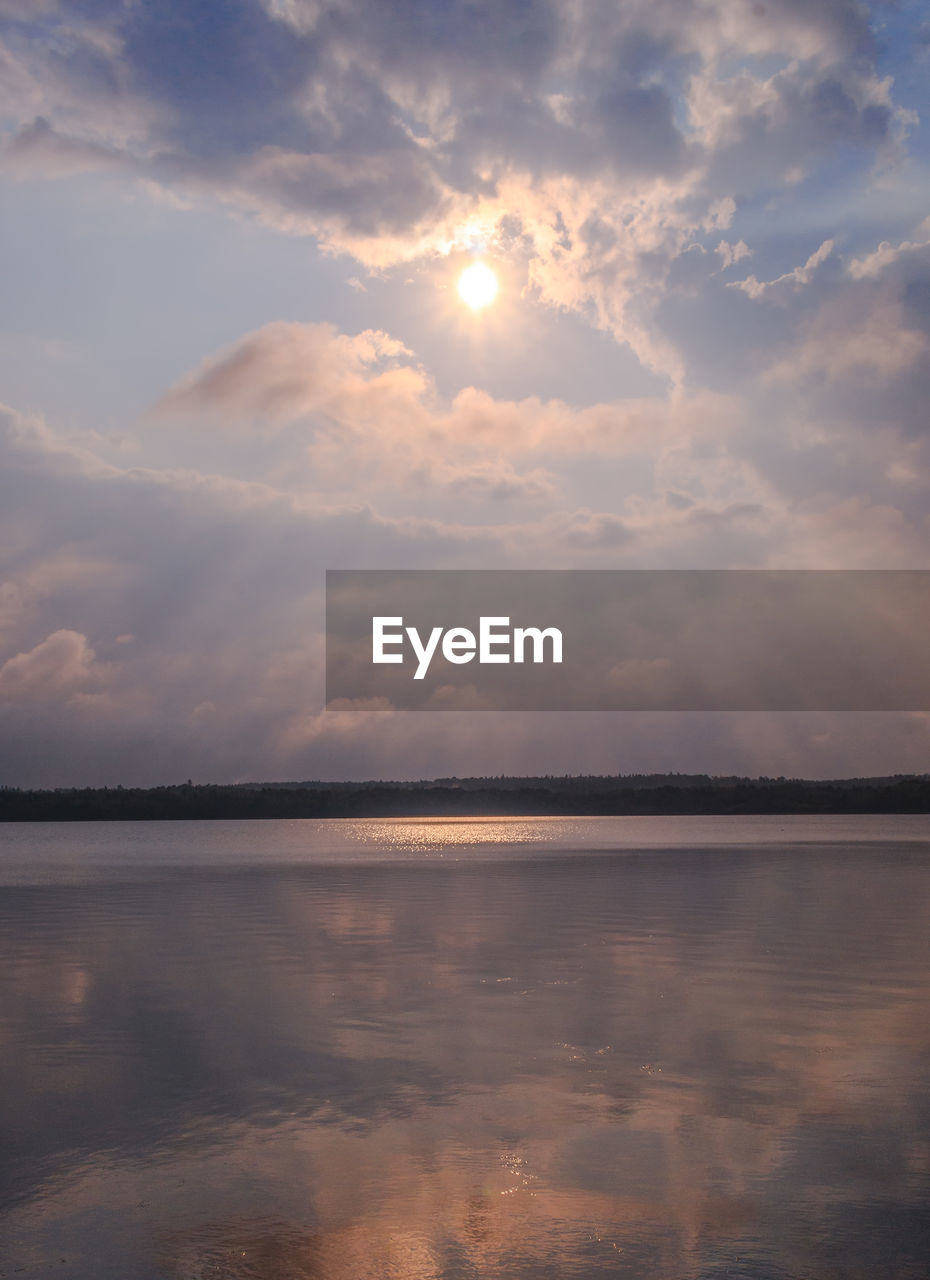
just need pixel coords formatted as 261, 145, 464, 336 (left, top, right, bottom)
457, 260, 498, 310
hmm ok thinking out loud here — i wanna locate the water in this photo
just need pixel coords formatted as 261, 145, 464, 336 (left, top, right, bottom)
1, 816, 929, 1279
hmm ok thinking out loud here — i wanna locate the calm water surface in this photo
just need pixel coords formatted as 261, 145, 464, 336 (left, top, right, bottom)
1, 816, 930, 1279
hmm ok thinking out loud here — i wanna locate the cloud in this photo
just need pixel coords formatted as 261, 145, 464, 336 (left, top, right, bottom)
2, 361, 929, 787
146, 320, 744, 502
749, 231, 930, 444
0, 4, 927, 786
141, 316, 930, 570
0, 400, 509, 782
2, 115, 125, 177
730, 238, 836, 301
153, 323, 416, 425
0, 628, 99, 700
650, 221, 930, 532
561, 509, 634, 549
0, 0, 915, 370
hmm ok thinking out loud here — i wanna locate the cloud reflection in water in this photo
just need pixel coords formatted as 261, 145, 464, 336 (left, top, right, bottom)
1, 829, 929, 1278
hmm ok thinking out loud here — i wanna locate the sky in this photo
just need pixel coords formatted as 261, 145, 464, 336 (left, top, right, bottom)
1, 0, 930, 787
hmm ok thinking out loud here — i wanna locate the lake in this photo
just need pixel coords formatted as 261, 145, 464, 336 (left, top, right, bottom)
2, 816, 929, 1278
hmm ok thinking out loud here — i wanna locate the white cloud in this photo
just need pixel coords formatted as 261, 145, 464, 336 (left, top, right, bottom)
730, 239, 835, 301
0, 629, 99, 700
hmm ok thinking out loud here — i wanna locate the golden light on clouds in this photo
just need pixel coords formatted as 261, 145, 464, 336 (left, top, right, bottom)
457, 260, 499, 310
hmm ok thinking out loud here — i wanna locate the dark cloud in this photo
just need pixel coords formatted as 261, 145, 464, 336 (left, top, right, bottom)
123, 0, 316, 155
0, 0, 906, 268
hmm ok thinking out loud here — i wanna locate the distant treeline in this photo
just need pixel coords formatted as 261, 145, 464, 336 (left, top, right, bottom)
1, 774, 930, 821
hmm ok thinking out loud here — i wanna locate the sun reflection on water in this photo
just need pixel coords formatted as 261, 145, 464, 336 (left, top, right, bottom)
339, 817, 562, 855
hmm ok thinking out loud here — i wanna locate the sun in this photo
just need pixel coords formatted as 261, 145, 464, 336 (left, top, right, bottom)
457, 260, 498, 310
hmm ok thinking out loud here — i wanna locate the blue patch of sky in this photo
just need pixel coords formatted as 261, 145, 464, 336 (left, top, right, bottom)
873, 0, 930, 162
